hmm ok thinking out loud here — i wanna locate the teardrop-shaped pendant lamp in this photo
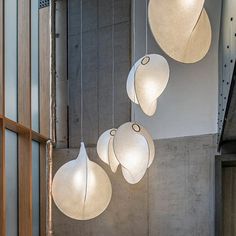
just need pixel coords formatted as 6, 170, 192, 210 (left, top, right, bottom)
127, 54, 170, 116
52, 142, 112, 220
148, 0, 211, 63
53, 0, 112, 220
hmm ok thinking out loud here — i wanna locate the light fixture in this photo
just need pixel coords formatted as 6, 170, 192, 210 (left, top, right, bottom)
126, 0, 170, 116
113, 122, 155, 184
52, 142, 112, 220
97, 129, 120, 173
148, 0, 211, 63
127, 54, 170, 116
52, 0, 112, 220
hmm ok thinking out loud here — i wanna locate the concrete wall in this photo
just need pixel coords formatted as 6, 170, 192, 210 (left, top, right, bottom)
133, 0, 222, 140
52, 134, 216, 236
53, 0, 221, 235
67, 0, 131, 147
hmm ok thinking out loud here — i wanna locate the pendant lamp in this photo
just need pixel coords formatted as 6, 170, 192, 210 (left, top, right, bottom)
113, 122, 155, 184
52, 0, 112, 220
127, 0, 170, 116
127, 54, 169, 116
52, 142, 112, 220
148, 0, 211, 63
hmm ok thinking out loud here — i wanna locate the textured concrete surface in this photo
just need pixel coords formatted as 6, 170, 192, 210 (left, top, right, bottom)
52, 134, 216, 236
67, 0, 131, 147
149, 134, 216, 236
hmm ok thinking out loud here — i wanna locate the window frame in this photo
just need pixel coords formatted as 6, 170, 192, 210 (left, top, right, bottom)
0, 1, 51, 236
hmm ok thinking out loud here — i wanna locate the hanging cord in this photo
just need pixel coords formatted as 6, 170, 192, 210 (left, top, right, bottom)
80, 0, 84, 141
132, 0, 136, 122
112, 0, 115, 128
145, 0, 148, 55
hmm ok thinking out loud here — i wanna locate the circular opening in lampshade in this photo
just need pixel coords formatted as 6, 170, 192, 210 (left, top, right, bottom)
110, 129, 116, 136
132, 123, 141, 132
141, 56, 150, 65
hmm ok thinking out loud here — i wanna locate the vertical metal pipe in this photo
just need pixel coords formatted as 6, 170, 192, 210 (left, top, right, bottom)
47, 0, 56, 235
50, 0, 56, 145
46, 141, 53, 236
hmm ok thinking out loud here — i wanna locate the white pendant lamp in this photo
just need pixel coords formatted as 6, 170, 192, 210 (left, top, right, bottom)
127, 0, 170, 116
113, 122, 155, 184
148, 0, 211, 63
52, 0, 112, 220
127, 54, 169, 116
129, 54, 170, 116
52, 142, 112, 220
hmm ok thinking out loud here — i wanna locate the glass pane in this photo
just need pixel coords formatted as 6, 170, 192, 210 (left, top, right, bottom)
31, 0, 39, 132
5, 130, 18, 236
5, 0, 18, 121
32, 141, 40, 236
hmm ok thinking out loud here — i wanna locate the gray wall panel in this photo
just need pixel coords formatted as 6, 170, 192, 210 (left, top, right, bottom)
55, 0, 68, 148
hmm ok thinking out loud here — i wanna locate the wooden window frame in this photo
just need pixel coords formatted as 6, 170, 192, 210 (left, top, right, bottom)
0, 1, 51, 236
0, 117, 48, 236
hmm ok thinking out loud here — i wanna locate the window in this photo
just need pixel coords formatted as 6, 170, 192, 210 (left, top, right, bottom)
32, 141, 40, 236
5, 130, 18, 236
0, 1, 50, 236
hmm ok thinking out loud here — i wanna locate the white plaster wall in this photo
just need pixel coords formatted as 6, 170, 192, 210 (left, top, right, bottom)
133, 0, 222, 139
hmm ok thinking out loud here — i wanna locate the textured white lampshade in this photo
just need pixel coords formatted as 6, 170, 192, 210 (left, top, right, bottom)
108, 136, 120, 173
113, 122, 151, 184
135, 54, 169, 116
126, 54, 169, 116
97, 128, 120, 173
126, 58, 142, 104
148, 0, 211, 63
121, 164, 148, 184
97, 129, 117, 165
139, 124, 155, 167
52, 142, 112, 220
